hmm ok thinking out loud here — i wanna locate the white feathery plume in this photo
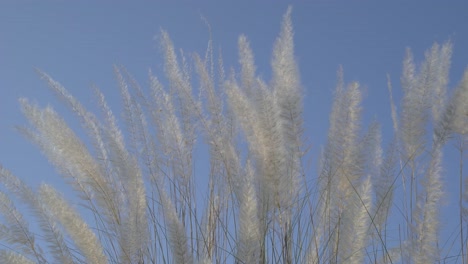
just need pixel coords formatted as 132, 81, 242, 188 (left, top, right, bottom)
194, 52, 227, 150
0, 250, 35, 264
271, 5, 303, 211
374, 140, 397, 233
238, 34, 257, 98
337, 82, 363, 198
401, 48, 429, 159
114, 69, 151, 257
159, 34, 199, 242
198, 193, 219, 264
316, 69, 345, 263
451, 69, 468, 135
387, 75, 399, 134
19, 96, 118, 204
194, 53, 220, 121
345, 176, 373, 264
148, 72, 172, 157
256, 80, 287, 211
19, 98, 124, 251
114, 66, 142, 155
149, 70, 192, 188
36, 72, 121, 205
79, 72, 148, 262
319, 71, 363, 262
160, 30, 199, 146
363, 123, 383, 182
101, 125, 148, 263
0, 167, 74, 264
160, 188, 193, 264
38, 184, 107, 264
236, 161, 260, 264
421, 41, 452, 123
225, 79, 258, 193
0, 192, 45, 262
413, 146, 443, 264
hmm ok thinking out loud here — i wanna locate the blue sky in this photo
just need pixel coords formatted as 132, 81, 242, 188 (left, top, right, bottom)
1, 1, 468, 261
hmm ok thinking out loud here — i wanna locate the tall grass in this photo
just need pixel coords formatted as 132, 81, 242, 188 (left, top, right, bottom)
0, 7, 467, 264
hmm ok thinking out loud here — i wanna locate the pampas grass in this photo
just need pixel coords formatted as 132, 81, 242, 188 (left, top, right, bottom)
0, 7, 467, 264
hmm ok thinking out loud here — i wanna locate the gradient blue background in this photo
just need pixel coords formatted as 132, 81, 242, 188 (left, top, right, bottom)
1, 1, 467, 262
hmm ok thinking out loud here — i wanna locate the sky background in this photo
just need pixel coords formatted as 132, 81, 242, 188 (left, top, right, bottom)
1, 1, 468, 261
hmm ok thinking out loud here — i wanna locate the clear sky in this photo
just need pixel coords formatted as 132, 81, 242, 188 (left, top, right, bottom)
1, 1, 468, 261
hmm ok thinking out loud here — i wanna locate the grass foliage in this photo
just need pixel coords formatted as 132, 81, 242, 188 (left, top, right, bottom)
0, 7, 467, 264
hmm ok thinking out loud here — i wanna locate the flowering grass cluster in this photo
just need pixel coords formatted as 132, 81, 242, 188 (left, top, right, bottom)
0, 7, 467, 264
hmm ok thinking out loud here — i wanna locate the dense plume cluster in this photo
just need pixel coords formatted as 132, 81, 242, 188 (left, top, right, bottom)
0, 7, 467, 264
